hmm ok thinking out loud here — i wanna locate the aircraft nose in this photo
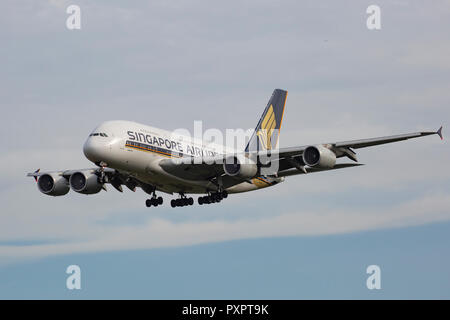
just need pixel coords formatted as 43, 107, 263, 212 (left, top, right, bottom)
83, 138, 109, 163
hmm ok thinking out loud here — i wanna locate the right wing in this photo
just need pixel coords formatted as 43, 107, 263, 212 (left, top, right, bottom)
274, 126, 443, 159
271, 126, 443, 173
158, 127, 442, 183
335, 127, 443, 149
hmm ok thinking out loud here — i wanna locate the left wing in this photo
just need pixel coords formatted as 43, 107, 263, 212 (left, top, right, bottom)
27, 167, 158, 195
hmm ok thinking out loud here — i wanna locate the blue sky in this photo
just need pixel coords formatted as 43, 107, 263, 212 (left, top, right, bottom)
1, 221, 450, 299
0, 0, 449, 299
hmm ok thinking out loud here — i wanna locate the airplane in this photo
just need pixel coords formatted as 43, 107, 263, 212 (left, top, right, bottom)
27, 89, 443, 208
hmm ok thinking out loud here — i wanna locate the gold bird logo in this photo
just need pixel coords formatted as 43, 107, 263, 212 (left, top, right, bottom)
256, 104, 277, 150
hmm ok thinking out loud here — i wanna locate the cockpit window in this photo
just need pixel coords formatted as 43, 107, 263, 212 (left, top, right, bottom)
89, 132, 108, 137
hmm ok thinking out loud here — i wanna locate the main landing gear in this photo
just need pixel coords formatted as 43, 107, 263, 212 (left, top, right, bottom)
171, 193, 194, 208
198, 190, 228, 205
145, 190, 163, 208
145, 190, 229, 208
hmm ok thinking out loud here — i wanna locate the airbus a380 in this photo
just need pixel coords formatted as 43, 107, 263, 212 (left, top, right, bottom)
28, 89, 443, 208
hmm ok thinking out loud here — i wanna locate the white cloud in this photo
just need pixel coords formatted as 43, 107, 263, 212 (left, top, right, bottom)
1, 192, 449, 264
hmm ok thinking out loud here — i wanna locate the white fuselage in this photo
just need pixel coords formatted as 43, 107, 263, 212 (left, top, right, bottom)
83, 120, 277, 194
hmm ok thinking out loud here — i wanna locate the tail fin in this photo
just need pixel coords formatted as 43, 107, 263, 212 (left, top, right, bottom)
245, 89, 288, 152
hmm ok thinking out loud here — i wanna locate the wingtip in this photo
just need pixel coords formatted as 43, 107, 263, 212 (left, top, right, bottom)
31, 168, 40, 182
437, 126, 443, 140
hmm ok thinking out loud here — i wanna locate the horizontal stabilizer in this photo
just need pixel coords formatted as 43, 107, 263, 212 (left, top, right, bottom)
277, 163, 364, 178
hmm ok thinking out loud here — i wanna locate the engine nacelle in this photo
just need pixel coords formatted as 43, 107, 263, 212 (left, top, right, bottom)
37, 173, 70, 196
223, 155, 258, 179
69, 171, 103, 195
302, 145, 336, 168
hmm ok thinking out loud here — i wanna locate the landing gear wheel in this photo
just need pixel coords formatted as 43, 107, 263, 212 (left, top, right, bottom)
172, 193, 195, 207
196, 191, 228, 205
145, 189, 163, 208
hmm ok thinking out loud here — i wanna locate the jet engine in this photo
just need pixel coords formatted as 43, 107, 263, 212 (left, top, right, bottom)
302, 145, 336, 168
37, 173, 70, 196
223, 155, 258, 178
69, 171, 103, 195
